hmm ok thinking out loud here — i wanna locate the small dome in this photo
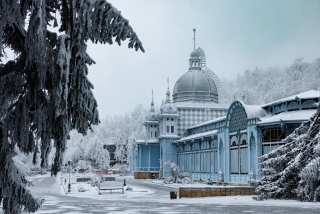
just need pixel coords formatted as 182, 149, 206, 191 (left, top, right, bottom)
190, 50, 200, 58
173, 70, 218, 103
147, 111, 157, 121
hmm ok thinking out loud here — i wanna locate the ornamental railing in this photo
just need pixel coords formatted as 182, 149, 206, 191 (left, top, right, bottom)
135, 167, 160, 172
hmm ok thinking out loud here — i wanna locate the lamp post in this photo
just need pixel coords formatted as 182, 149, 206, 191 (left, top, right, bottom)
68, 160, 71, 192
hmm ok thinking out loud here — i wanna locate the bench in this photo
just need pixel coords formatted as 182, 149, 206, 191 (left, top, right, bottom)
76, 177, 91, 183
102, 176, 116, 181
98, 186, 124, 195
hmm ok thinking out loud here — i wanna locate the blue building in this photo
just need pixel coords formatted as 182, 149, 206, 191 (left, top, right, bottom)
130, 47, 320, 183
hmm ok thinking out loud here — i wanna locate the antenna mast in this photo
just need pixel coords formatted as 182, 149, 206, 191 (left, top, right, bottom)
193, 29, 196, 50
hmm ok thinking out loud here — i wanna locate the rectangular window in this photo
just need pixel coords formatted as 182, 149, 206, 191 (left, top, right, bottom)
150, 131, 153, 138
155, 132, 157, 138
213, 150, 218, 173
210, 151, 214, 173
171, 126, 174, 133
195, 152, 200, 172
230, 148, 239, 174
166, 126, 170, 133
240, 146, 248, 174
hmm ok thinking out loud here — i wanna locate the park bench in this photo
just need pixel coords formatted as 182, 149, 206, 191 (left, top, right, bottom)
102, 176, 116, 181
98, 186, 124, 194
76, 177, 91, 183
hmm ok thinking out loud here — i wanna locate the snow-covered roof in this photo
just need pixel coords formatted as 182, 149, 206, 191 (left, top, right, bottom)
231, 101, 268, 119
177, 130, 217, 142
241, 102, 269, 119
262, 90, 320, 107
174, 102, 229, 109
159, 113, 180, 117
135, 139, 159, 144
257, 109, 316, 125
187, 116, 226, 129
158, 134, 180, 139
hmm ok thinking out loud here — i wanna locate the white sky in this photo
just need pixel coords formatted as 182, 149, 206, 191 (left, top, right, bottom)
86, 0, 320, 117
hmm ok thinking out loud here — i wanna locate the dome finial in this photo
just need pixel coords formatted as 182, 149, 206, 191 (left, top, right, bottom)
193, 29, 196, 51
166, 77, 171, 102
150, 89, 155, 112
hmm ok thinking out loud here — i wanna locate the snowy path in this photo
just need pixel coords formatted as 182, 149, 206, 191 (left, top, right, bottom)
0, 175, 319, 214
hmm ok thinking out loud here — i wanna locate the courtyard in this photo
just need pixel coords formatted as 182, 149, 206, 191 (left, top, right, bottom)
1, 173, 317, 214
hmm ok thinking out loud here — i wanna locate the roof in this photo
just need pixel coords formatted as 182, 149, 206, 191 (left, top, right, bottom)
158, 134, 180, 139
257, 109, 316, 125
174, 102, 229, 109
177, 130, 217, 142
240, 102, 269, 119
187, 116, 226, 129
190, 50, 200, 58
135, 139, 159, 144
262, 90, 320, 107
173, 70, 218, 102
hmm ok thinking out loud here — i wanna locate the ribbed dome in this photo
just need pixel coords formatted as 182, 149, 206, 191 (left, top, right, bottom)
173, 70, 218, 103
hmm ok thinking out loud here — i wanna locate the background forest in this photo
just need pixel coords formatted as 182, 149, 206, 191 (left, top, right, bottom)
220, 57, 320, 105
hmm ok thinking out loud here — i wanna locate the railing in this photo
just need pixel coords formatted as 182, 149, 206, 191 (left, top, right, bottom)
135, 167, 160, 172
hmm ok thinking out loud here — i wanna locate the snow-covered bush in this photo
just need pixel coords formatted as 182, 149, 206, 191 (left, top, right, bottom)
164, 161, 192, 184
254, 104, 320, 201
89, 175, 102, 187
75, 160, 93, 173
119, 164, 131, 176
78, 186, 87, 192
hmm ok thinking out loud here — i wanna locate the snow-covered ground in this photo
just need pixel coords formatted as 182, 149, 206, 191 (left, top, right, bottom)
46, 173, 320, 208
1, 173, 319, 214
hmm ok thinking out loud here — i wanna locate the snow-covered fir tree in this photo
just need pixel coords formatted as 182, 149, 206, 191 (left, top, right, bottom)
253, 103, 320, 202
0, 1, 144, 213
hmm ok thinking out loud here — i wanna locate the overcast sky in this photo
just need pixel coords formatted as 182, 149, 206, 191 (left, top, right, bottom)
86, 0, 320, 117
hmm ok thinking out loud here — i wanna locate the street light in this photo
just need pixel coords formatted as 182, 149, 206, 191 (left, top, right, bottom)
68, 160, 71, 192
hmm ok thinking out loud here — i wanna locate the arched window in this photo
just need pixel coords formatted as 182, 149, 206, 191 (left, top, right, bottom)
230, 134, 248, 174
288, 101, 299, 111
165, 118, 175, 133
229, 108, 247, 132
274, 106, 281, 114
230, 136, 238, 174
302, 100, 317, 110
262, 127, 286, 155
262, 128, 285, 142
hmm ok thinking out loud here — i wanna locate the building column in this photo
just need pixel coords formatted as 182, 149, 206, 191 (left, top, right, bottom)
148, 145, 152, 171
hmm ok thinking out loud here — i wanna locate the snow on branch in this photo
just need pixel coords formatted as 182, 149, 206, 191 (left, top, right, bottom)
254, 106, 320, 201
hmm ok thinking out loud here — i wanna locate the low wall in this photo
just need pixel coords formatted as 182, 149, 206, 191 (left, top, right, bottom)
134, 172, 159, 179
179, 186, 257, 198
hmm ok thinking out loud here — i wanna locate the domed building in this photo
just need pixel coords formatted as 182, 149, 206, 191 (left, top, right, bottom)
131, 32, 320, 182
173, 51, 218, 103
172, 47, 229, 137
132, 45, 229, 178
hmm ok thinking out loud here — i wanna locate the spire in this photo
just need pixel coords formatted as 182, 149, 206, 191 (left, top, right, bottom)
189, 29, 201, 70
166, 77, 171, 102
150, 90, 155, 112
193, 29, 196, 51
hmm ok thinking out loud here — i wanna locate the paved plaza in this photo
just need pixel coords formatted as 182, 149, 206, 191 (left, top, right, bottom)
1, 174, 318, 214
